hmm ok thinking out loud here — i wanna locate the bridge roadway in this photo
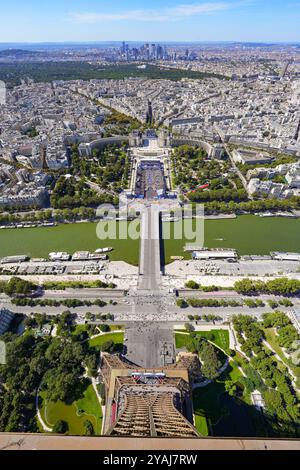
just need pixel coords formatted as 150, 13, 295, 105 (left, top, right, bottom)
138, 204, 161, 291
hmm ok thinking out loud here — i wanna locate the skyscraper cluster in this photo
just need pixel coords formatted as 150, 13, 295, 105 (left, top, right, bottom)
120, 42, 169, 61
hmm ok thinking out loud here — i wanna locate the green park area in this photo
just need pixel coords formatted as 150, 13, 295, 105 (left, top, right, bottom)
0, 62, 227, 88
175, 327, 254, 436
192, 361, 265, 437
193, 361, 241, 435
263, 327, 299, 378
192, 351, 270, 437
175, 330, 230, 353
72, 325, 123, 337
175, 324, 299, 437
39, 384, 102, 435
89, 332, 124, 351
175, 326, 277, 437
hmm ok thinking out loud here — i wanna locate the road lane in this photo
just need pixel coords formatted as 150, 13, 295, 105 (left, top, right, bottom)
138, 205, 161, 291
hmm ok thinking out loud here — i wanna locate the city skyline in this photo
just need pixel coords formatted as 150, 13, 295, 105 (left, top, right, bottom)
0, 0, 300, 43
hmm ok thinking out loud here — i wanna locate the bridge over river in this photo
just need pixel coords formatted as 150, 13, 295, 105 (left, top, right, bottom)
124, 201, 178, 369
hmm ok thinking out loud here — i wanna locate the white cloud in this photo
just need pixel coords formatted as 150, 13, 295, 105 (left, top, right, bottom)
167, 2, 234, 17
67, 2, 242, 24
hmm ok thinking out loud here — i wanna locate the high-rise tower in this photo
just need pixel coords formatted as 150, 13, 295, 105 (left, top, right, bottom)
101, 354, 201, 438
151, 44, 156, 59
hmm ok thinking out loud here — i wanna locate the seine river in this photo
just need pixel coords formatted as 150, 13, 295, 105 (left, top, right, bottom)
163, 215, 300, 263
0, 216, 299, 265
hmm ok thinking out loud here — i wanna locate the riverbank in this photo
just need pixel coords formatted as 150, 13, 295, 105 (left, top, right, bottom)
1, 208, 298, 232
201, 214, 237, 220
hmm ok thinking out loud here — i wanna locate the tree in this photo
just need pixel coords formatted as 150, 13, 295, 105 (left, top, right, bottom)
85, 312, 94, 321
234, 279, 258, 295
58, 311, 74, 328
35, 313, 48, 329
85, 355, 99, 377
176, 299, 188, 308
235, 278, 300, 296
185, 280, 200, 290
242, 365, 266, 393
279, 299, 293, 307
244, 323, 264, 348
4, 277, 37, 297
83, 420, 95, 436
100, 340, 114, 353
184, 323, 195, 333
241, 342, 253, 357
99, 324, 110, 333
53, 420, 69, 434
277, 325, 299, 349
0, 325, 99, 433
263, 389, 286, 419
268, 300, 279, 310
244, 299, 260, 308
24, 316, 37, 329
225, 380, 239, 397
262, 312, 291, 329
199, 342, 222, 380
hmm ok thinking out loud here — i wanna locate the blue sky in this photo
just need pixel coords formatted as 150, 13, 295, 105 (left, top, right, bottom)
0, 0, 299, 43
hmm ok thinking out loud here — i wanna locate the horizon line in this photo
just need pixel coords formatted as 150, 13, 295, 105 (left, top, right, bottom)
0, 40, 299, 45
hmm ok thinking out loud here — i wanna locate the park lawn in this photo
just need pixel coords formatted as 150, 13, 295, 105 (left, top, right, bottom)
231, 352, 249, 381
175, 330, 230, 353
192, 361, 243, 436
220, 359, 243, 383
195, 330, 229, 353
76, 384, 102, 435
40, 384, 102, 435
89, 332, 124, 350
193, 380, 229, 435
226, 360, 243, 383
194, 414, 209, 436
234, 351, 247, 367
73, 325, 123, 337
175, 332, 190, 349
